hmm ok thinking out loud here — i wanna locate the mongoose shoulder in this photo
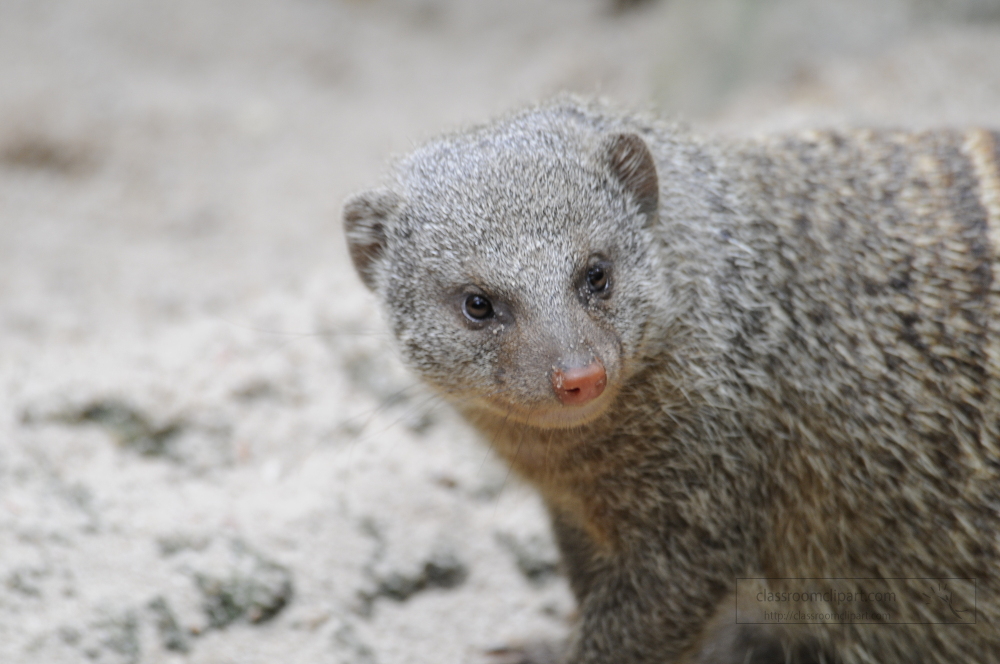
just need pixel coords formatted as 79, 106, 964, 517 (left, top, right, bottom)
343, 98, 1000, 664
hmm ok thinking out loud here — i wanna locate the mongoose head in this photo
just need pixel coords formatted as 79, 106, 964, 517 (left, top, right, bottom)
343, 103, 667, 429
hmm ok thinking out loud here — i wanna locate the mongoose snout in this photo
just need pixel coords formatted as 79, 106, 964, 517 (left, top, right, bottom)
551, 360, 607, 405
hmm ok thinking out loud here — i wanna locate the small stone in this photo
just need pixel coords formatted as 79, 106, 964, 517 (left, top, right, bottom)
423, 550, 467, 589
86, 609, 141, 664
58, 626, 81, 645
195, 541, 294, 629
332, 619, 377, 664
495, 532, 560, 584
361, 546, 468, 608
147, 596, 190, 654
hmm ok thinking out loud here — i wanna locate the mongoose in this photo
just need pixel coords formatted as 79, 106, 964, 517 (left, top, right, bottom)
342, 97, 1000, 664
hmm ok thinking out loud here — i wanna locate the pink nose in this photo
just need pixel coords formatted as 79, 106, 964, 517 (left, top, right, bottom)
551, 361, 607, 406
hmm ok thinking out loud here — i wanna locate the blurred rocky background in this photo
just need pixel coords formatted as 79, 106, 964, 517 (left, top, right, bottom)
2, 0, 999, 662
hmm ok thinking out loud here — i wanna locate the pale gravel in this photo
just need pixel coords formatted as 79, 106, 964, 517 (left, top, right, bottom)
2, 1, 1000, 663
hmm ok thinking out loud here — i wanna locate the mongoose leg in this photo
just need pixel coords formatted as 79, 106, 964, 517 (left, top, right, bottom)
549, 506, 602, 604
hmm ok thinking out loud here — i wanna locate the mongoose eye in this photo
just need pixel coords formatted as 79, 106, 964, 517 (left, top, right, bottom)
463, 294, 494, 321
587, 265, 610, 293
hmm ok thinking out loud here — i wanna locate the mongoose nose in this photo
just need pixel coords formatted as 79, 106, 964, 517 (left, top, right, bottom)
551, 361, 607, 406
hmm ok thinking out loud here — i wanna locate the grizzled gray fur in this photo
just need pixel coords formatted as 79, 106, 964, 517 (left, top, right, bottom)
343, 97, 1000, 664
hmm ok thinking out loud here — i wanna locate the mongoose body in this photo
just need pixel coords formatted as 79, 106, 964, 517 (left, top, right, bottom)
343, 99, 1000, 663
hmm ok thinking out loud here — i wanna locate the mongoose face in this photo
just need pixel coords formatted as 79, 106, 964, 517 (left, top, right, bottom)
344, 108, 663, 428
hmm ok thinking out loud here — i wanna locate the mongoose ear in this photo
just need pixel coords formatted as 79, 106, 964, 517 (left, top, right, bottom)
605, 133, 658, 223
342, 189, 403, 291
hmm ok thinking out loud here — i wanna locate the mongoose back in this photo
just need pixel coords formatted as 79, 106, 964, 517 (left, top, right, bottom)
343, 98, 1000, 664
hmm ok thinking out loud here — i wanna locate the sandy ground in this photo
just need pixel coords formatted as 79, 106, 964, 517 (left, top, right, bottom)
2, 1, 1000, 662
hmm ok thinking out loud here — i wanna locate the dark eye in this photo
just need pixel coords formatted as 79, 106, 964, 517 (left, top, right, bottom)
587, 265, 609, 293
463, 294, 493, 320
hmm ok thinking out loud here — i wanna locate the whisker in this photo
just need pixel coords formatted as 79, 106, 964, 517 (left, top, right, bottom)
347, 389, 444, 457
544, 428, 557, 485
341, 381, 428, 432
214, 315, 390, 340
494, 404, 534, 518
342, 384, 508, 455
479, 404, 515, 476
